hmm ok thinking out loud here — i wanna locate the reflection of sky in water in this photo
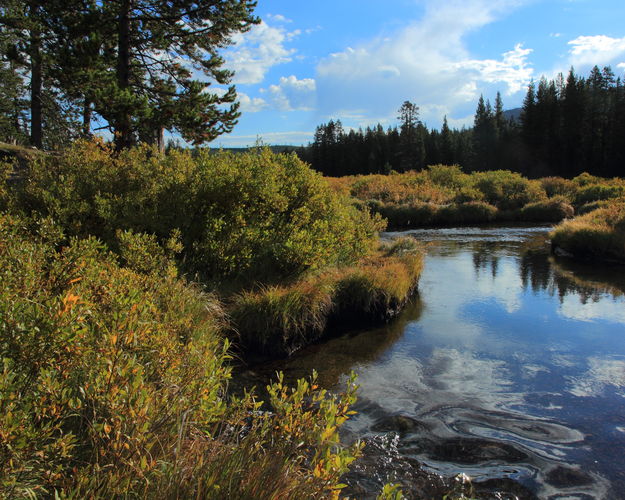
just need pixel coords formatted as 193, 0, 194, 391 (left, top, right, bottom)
560, 294, 625, 323
365, 227, 625, 497
272, 226, 625, 498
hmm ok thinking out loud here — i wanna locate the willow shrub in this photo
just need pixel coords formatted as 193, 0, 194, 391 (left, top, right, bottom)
0, 214, 363, 498
15, 140, 383, 283
471, 170, 546, 211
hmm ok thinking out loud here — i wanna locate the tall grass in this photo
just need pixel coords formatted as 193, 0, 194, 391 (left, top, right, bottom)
551, 201, 625, 262
230, 238, 424, 356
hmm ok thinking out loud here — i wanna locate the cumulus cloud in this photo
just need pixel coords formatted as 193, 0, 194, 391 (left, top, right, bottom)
225, 20, 299, 85
568, 35, 625, 67
237, 92, 267, 113
315, 0, 532, 127
453, 44, 533, 95
261, 75, 316, 111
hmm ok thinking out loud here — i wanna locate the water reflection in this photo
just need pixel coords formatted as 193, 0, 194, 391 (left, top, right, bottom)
254, 298, 425, 388
262, 226, 625, 499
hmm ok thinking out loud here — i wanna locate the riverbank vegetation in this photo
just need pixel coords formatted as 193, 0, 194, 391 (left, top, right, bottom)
0, 141, 423, 497
329, 165, 625, 229
551, 199, 625, 263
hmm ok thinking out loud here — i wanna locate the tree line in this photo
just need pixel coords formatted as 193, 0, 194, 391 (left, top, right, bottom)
300, 66, 625, 179
0, 0, 257, 151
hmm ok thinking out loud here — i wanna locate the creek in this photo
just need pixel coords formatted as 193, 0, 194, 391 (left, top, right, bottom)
246, 225, 625, 499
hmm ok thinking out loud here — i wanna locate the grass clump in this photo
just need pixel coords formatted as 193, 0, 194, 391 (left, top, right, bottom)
551, 201, 625, 262
520, 196, 575, 222
230, 238, 424, 356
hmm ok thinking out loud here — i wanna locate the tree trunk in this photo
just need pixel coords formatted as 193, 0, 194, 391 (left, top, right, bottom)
156, 126, 164, 153
115, 0, 133, 150
83, 99, 92, 136
29, 5, 43, 148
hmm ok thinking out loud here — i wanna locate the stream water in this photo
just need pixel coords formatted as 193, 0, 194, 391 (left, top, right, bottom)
249, 226, 625, 499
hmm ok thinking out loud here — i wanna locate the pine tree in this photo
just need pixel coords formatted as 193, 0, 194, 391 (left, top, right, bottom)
397, 100, 424, 171
440, 116, 454, 165
472, 95, 496, 171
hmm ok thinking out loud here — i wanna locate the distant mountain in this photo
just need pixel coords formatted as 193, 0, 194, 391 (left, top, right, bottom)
503, 107, 522, 123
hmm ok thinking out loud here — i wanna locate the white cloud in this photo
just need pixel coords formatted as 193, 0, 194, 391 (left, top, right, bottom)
315, 0, 532, 127
453, 43, 534, 95
261, 75, 316, 111
568, 356, 625, 397
225, 20, 299, 84
237, 92, 267, 113
568, 35, 625, 67
267, 13, 292, 23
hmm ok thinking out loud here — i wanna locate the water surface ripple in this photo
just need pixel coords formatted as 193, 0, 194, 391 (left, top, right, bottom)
259, 225, 625, 499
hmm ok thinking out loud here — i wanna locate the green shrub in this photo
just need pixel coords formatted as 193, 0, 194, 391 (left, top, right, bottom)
472, 170, 546, 210
438, 201, 498, 224
520, 197, 575, 222
374, 202, 438, 228
14, 140, 383, 283
574, 183, 625, 206
425, 164, 469, 189
572, 172, 602, 186
0, 213, 363, 498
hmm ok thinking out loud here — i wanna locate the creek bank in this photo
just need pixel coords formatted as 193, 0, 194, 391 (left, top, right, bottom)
229, 239, 424, 360
550, 200, 625, 264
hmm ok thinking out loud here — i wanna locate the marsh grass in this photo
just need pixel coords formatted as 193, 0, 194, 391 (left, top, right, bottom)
551, 201, 625, 262
230, 238, 424, 356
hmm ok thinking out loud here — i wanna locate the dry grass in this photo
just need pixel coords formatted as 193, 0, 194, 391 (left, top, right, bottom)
551, 201, 625, 262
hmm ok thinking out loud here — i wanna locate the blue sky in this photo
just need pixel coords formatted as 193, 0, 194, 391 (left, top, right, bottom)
207, 0, 625, 147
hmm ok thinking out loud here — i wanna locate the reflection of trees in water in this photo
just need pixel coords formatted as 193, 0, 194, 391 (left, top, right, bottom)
519, 248, 625, 303
471, 242, 501, 279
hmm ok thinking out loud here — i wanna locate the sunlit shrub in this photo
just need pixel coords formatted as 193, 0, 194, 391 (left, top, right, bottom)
540, 176, 577, 200
13, 140, 383, 282
438, 201, 499, 224
426, 164, 470, 190
471, 170, 546, 210
520, 197, 575, 222
574, 183, 625, 206
572, 172, 602, 186
0, 214, 363, 498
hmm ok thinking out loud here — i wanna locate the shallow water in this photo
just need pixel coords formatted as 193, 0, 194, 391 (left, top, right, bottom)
255, 226, 625, 499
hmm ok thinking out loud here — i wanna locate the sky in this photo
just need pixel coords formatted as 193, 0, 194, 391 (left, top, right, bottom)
206, 0, 625, 147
